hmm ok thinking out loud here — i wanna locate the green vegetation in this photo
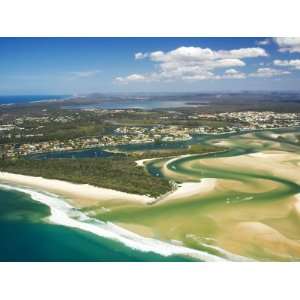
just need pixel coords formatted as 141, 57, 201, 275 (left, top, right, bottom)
0, 144, 227, 197
128, 144, 228, 159
0, 157, 172, 197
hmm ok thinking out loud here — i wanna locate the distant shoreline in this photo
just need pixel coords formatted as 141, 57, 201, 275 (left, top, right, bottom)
0, 94, 70, 106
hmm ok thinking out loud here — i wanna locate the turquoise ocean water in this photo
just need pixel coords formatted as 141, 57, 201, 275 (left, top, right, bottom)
0, 188, 194, 262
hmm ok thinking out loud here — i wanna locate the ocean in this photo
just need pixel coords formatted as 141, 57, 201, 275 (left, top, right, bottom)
0, 187, 196, 262
0, 94, 206, 261
0, 95, 207, 110
0, 95, 69, 105
63, 99, 202, 110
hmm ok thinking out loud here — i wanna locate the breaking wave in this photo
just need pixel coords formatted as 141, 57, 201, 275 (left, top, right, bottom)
0, 183, 238, 262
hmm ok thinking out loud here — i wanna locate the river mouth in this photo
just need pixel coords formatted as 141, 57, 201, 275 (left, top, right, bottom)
2, 128, 300, 261
93, 129, 300, 261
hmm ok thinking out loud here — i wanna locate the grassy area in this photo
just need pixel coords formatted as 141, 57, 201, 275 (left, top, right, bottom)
0, 157, 172, 197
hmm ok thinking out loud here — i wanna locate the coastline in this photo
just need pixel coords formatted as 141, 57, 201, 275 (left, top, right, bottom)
0, 153, 274, 261
0, 182, 231, 261
0, 152, 222, 208
0, 171, 154, 207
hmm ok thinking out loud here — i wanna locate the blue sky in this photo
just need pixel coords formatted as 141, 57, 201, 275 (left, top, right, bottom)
0, 37, 300, 95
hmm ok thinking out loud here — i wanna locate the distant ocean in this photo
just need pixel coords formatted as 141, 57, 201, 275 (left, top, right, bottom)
0, 95, 208, 110
64, 99, 204, 110
0, 95, 70, 105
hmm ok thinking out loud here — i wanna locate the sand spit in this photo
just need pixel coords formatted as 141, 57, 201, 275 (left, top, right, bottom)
162, 154, 200, 181
135, 158, 159, 167
198, 150, 300, 185
161, 179, 216, 203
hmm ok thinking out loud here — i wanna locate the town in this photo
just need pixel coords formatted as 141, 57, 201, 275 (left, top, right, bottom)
1, 109, 299, 159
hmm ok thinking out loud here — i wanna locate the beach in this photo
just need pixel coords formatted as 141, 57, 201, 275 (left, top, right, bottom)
0, 172, 154, 207
0, 168, 217, 207
161, 179, 217, 203
0, 182, 226, 262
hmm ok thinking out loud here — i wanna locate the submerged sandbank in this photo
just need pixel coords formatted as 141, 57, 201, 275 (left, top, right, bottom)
0, 183, 229, 261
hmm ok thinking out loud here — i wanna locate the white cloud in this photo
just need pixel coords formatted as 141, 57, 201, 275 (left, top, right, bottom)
222, 69, 246, 79
135, 52, 148, 60
217, 47, 268, 59
249, 67, 290, 78
149, 46, 267, 62
273, 59, 300, 70
115, 73, 147, 83
70, 70, 101, 78
256, 39, 270, 46
115, 45, 268, 83
273, 37, 300, 53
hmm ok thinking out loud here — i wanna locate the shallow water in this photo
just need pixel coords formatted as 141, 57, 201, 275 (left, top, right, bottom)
0, 188, 195, 261
97, 129, 300, 261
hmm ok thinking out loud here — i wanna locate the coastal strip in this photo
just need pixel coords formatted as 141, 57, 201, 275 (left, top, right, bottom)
0, 169, 218, 206
0, 171, 154, 207
0, 183, 233, 262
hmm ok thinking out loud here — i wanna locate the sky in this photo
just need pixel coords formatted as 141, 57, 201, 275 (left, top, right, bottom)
0, 37, 300, 95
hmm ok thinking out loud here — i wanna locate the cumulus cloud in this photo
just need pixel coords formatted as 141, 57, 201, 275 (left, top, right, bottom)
249, 67, 290, 78
148, 46, 267, 62
116, 45, 268, 83
222, 68, 246, 79
274, 59, 300, 70
273, 37, 300, 53
217, 47, 267, 59
135, 52, 148, 60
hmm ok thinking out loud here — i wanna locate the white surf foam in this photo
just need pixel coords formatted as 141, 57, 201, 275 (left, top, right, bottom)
0, 183, 228, 262
185, 234, 252, 262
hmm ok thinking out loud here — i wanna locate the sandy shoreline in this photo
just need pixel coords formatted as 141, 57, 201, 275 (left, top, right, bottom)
2, 150, 296, 208
135, 157, 159, 167
161, 179, 216, 202
0, 181, 227, 261
0, 170, 219, 207
0, 171, 154, 207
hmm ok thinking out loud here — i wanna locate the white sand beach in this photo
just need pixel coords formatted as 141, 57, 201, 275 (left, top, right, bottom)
161, 179, 216, 203
0, 170, 217, 207
0, 154, 219, 208
0, 172, 154, 207
135, 157, 159, 167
